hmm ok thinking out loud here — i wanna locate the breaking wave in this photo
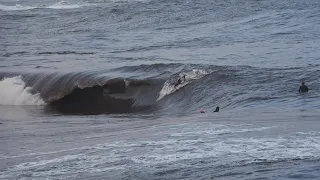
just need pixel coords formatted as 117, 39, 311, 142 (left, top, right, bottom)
0, 64, 319, 114
0, 76, 45, 106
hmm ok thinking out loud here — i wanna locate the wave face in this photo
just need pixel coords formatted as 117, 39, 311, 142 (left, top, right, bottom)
0, 64, 319, 114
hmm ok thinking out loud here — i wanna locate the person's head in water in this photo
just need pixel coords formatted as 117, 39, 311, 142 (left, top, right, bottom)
214, 106, 219, 112
302, 82, 305, 85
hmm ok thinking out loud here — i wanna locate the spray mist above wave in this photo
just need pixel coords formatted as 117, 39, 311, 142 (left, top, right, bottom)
0, 76, 45, 106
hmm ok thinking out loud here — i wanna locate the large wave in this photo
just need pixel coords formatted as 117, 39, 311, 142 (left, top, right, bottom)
0, 64, 319, 114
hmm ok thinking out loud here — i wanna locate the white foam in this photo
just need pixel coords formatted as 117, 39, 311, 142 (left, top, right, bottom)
3, 133, 320, 179
157, 69, 210, 101
0, 76, 45, 105
0, 1, 89, 11
0, 4, 35, 11
129, 135, 320, 166
47, 1, 83, 9
15, 154, 81, 169
169, 126, 276, 137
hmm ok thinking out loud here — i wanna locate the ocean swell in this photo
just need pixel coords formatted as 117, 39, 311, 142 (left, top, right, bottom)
0, 64, 319, 114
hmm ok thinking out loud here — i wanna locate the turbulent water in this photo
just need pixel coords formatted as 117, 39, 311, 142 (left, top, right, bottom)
1, 0, 320, 179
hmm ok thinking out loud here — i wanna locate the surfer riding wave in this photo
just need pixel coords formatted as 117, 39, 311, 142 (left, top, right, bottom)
174, 75, 186, 87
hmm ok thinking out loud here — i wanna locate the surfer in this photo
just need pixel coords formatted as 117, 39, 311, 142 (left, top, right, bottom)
175, 78, 181, 87
174, 75, 186, 87
213, 106, 219, 112
299, 82, 309, 93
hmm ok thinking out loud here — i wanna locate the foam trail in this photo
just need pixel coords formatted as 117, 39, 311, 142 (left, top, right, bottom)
0, 4, 35, 11
0, 2, 88, 11
0, 76, 45, 105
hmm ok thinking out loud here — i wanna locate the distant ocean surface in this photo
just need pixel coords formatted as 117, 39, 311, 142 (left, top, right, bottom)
1, 0, 320, 179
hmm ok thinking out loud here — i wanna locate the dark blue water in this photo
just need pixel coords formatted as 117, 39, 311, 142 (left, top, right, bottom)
1, 0, 320, 179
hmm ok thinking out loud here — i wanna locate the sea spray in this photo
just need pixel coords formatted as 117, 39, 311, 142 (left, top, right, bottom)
0, 76, 45, 105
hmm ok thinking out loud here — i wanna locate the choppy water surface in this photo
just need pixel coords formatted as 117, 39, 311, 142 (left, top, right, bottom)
1, 0, 320, 179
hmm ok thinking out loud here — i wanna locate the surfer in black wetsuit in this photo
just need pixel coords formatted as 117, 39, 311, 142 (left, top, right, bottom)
214, 106, 219, 112
299, 82, 309, 93
175, 78, 181, 87
174, 75, 186, 87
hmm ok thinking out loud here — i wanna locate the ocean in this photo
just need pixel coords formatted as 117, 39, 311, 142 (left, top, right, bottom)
1, 0, 320, 179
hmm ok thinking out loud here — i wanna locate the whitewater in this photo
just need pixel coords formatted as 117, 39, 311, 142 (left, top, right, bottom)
1, 0, 320, 179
